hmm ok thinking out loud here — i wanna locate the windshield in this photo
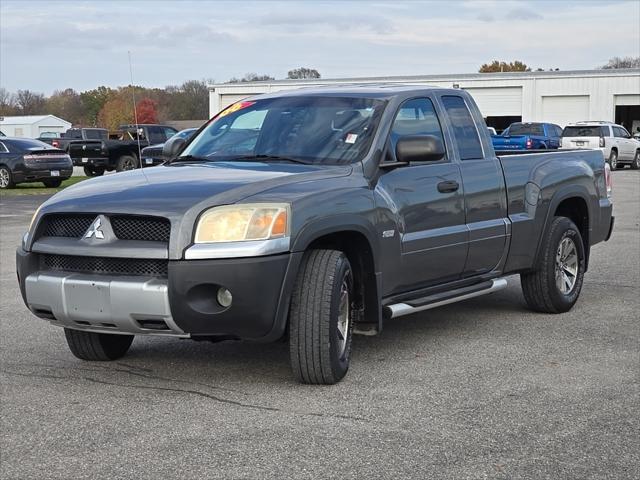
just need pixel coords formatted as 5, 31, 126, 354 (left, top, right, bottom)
562, 126, 607, 137
180, 96, 386, 164
506, 123, 544, 136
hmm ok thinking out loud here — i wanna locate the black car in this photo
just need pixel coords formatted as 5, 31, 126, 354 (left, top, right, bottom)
140, 128, 198, 166
0, 137, 72, 189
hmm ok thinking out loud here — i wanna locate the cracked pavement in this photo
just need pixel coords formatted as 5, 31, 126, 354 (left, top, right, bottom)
1, 172, 638, 479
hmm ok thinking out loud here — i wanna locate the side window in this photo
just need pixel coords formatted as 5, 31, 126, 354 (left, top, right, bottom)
613, 127, 626, 138
163, 127, 178, 139
388, 97, 446, 161
553, 125, 563, 137
146, 126, 165, 143
441, 96, 483, 160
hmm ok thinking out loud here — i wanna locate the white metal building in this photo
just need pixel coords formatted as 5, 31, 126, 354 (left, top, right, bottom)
208, 69, 640, 132
0, 115, 72, 138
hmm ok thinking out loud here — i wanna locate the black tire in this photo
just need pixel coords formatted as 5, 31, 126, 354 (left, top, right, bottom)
631, 151, 640, 170
64, 328, 134, 361
0, 165, 15, 189
289, 249, 355, 384
608, 150, 618, 170
42, 178, 62, 188
116, 155, 138, 172
84, 165, 105, 177
521, 217, 586, 314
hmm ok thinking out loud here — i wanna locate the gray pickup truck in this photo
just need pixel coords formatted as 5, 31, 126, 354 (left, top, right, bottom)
16, 86, 614, 384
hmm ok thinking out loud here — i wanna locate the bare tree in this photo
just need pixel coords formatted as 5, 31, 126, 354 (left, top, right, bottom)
0, 87, 18, 115
600, 56, 640, 69
287, 67, 321, 79
228, 73, 275, 83
15, 90, 46, 115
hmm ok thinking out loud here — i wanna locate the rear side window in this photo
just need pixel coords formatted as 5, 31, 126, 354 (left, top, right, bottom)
441, 96, 483, 160
562, 126, 608, 137
85, 129, 105, 140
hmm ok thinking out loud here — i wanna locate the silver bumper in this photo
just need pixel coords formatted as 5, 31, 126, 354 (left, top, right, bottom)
25, 272, 187, 337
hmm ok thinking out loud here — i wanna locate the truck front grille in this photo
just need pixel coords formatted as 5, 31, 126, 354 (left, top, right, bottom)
42, 254, 168, 277
39, 214, 171, 243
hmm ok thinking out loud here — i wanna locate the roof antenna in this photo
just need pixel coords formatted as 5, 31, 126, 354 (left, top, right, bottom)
128, 51, 146, 176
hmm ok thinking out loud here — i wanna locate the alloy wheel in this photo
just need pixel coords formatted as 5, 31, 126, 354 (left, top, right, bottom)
555, 237, 579, 294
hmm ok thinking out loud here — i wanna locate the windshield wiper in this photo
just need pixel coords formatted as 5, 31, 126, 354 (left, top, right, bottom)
229, 154, 312, 165
171, 154, 211, 163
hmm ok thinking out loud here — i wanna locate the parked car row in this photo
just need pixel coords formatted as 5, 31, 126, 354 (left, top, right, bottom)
490, 121, 640, 169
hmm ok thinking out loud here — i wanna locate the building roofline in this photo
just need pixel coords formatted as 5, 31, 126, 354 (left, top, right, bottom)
208, 68, 640, 90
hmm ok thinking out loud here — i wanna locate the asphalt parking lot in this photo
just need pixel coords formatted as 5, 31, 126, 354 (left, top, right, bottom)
0, 171, 638, 480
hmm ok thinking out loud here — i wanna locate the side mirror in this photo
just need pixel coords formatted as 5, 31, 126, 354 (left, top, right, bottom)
395, 135, 446, 163
163, 136, 186, 160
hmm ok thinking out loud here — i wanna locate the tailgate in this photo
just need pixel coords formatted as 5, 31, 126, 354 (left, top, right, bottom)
562, 136, 600, 149
68, 141, 104, 159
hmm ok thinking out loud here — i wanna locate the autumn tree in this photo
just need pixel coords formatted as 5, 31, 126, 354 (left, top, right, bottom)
80, 86, 115, 126
98, 96, 133, 131
46, 88, 85, 125
600, 56, 640, 69
287, 67, 321, 79
136, 98, 158, 124
15, 90, 46, 114
479, 60, 530, 73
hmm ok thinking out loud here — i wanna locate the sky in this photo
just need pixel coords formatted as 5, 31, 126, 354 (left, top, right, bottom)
1, 0, 639, 94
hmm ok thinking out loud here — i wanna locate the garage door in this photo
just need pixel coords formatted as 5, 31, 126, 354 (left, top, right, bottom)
615, 94, 640, 106
220, 94, 253, 110
541, 96, 590, 127
464, 87, 523, 117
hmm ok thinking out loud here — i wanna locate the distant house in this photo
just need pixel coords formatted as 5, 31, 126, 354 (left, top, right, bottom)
0, 115, 72, 138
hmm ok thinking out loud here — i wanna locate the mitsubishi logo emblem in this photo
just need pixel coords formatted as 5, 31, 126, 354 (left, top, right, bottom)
85, 217, 105, 239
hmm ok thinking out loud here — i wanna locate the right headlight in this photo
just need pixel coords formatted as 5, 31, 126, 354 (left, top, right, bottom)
194, 203, 290, 244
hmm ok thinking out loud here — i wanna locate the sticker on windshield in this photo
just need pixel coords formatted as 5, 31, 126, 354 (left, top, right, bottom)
345, 133, 358, 144
217, 101, 256, 119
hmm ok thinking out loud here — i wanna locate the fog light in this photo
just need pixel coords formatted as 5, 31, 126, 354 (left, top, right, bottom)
216, 287, 232, 308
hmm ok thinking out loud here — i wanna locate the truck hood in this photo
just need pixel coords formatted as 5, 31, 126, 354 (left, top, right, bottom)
39, 162, 352, 218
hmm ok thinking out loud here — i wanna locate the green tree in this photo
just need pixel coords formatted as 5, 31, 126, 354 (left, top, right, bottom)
287, 67, 321, 79
80, 86, 115, 126
479, 60, 530, 73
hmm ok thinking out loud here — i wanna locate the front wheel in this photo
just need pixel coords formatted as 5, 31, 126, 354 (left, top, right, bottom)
521, 217, 585, 313
64, 328, 134, 361
289, 249, 354, 384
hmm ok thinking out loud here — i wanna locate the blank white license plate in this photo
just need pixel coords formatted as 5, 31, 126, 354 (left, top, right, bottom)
145, 158, 153, 165
82, 157, 89, 163
50, 170, 60, 177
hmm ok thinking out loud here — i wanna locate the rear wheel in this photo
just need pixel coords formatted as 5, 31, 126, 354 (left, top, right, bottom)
42, 178, 62, 188
64, 328, 134, 361
84, 165, 105, 177
0, 166, 14, 189
289, 249, 354, 384
608, 150, 618, 169
116, 155, 138, 172
521, 217, 585, 313
631, 151, 640, 170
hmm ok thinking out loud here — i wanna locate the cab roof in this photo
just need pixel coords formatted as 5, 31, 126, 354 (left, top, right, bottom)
250, 84, 461, 101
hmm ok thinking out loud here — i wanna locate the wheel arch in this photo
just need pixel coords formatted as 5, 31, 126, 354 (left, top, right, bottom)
293, 223, 382, 334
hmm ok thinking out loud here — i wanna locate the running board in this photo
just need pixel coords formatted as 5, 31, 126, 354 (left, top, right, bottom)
385, 278, 508, 318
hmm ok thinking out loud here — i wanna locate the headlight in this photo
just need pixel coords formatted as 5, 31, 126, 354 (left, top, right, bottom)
194, 203, 290, 243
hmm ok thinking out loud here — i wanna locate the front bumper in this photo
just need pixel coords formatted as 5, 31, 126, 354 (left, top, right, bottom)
16, 248, 302, 342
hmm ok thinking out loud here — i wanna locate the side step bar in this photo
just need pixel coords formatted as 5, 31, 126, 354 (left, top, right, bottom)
385, 278, 508, 319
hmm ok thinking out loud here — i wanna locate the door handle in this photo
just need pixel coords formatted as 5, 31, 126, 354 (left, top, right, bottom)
437, 180, 459, 193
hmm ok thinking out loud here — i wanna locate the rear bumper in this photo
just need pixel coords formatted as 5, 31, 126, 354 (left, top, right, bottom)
16, 248, 302, 342
13, 168, 72, 183
72, 157, 109, 167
